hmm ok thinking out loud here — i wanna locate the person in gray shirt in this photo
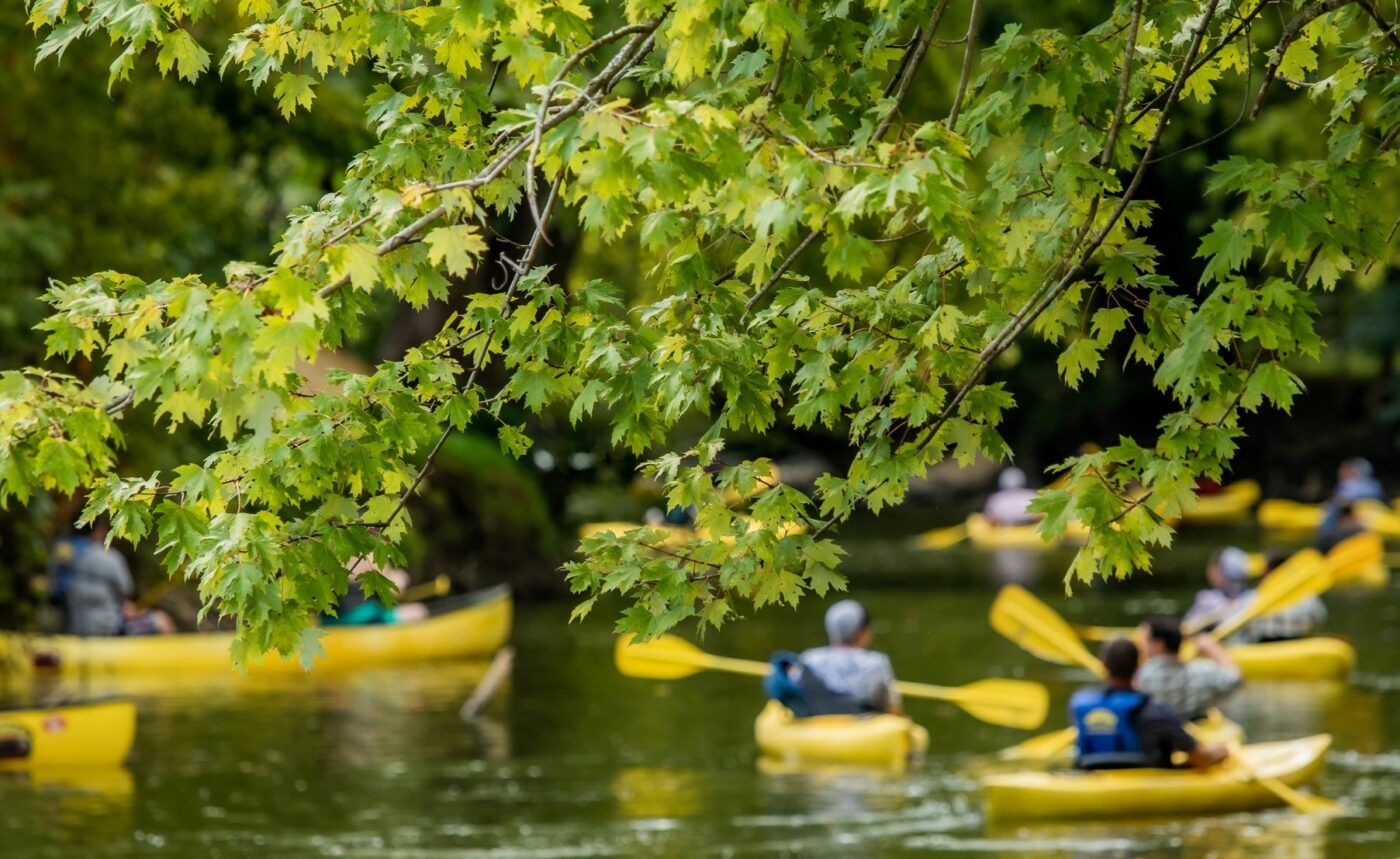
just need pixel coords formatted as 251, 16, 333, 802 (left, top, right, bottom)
63, 520, 173, 637
798, 600, 902, 715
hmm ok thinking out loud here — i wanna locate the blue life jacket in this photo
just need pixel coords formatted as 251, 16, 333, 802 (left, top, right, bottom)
1071, 686, 1149, 770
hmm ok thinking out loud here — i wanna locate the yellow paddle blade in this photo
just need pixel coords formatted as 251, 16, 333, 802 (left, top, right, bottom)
614, 633, 713, 681
998, 726, 1077, 761
990, 585, 1106, 677
1208, 549, 1331, 643
1326, 532, 1384, 584
898, 678, 1049, 730
913, 522, 968, 550
1255, 776, 1342, 815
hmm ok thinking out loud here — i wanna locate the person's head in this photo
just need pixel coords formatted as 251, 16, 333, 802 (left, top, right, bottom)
824, 599, 871, 648
1100, 637, 1140, 686
1340, 457, 1373, 481
74, 517, 109, 542
1140, 615, 1183, 657
1207, 546, 1250, 595
998, 468, 1028, 491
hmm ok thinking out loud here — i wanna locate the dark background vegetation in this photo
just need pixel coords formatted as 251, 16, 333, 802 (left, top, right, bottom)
2, 5, 1396, 624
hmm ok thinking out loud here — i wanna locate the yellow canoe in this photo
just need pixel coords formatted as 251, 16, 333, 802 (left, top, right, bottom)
1259, 497, 1400, 536
1229, 637, 1356, 681
965, 515, 1090, 550
578, 518, 805, 546
1178, 480, 1261, 525
754, 701, 928, 769
0, 699, 136, 768
1, 585, 511, 676
983, 733, 1331, 822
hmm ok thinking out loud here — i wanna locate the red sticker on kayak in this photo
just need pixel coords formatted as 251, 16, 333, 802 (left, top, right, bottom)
42, 716, 66, 734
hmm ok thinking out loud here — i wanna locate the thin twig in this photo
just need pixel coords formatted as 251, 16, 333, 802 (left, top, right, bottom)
1251, 0, 1352, 120
740, 230, 820, 321
873, 0, 952, 141
945, 0, 983, 129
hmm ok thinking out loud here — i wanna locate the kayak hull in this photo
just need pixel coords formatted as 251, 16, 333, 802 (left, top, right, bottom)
1259, 498, 1400, 537
0, 700, 135, 768
754, 701, 928, 769
983, 734, 1331, 822
1229, 637, 1355, 681
966, 515, 1090, 550
1, 585, 511, 676
1179, 481, 1260, 525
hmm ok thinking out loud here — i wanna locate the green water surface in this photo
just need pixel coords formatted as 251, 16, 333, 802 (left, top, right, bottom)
2, 535, 1399, 857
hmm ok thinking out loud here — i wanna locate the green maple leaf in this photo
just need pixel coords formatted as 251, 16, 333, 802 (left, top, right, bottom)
424, 225, 488, 277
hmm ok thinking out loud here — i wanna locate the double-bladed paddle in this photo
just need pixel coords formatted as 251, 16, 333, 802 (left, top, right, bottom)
614, 633, 1049, 730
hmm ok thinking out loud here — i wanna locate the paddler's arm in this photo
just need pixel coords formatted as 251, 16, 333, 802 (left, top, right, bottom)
1192, 635, 1244, 693
880, 655, 903, 716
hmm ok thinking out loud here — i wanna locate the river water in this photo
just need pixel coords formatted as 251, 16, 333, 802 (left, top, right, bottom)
2, 531, 1399, 857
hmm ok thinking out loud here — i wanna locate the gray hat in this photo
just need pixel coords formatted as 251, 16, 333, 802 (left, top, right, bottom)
999, 467, 1028, 490
824, 599, 869, 645
1215, 546, 1251, 584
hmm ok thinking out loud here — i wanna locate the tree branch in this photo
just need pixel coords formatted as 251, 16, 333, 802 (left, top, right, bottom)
1251, 0, 1352, 120
873, 0, 953, 141
946, 0, 983, 129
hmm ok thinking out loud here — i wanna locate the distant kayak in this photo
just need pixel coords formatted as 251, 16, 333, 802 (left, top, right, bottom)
983, 734, 1331, 822
1259, 497, 1400, 537
1178, 480, 1261, 525
0, 585, 511, 676
754, 701, 928, 769
913, 514, 1090, 551
0, 699, 135, 768
1229, 637, 1356, 681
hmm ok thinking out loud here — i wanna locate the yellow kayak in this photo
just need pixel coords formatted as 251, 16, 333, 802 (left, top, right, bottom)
754, 701, 929, 769
0, 699, 136, 768
983, 734, 1331, 822
1259, 497, 1400, 536
1178, 481, 1260, 525
1, 585, 511, 677
1229, 637, 1355, 681
966, 515, 1089, 549
578, 518, 805, 546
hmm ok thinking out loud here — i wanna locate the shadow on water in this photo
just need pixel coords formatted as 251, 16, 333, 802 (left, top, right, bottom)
1, 527, 1399, 856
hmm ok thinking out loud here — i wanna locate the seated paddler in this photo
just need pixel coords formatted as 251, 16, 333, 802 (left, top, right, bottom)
764, 599, 901, 717
1071, 638, 1229, 771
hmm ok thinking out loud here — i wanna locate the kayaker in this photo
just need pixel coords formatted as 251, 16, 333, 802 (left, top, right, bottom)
64, 519, 175, 637
324, 557, 430, 626
1316, 501, 1366, 555
1183, 546, 1252, 632
983, 468, 1039, 526
1136, 615, 1242, 720
765, 599, 901, 716
1233, 550, 1328, 643
1318, 458, 1386, 542
1071, 638, 1229, 771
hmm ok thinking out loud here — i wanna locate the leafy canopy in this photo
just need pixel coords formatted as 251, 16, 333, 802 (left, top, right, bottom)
7, 0, 1400, 662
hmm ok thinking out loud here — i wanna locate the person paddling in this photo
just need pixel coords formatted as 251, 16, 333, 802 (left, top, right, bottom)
1136, 615, 1242, 721
1072, 638, 1229, 771
1183, 546, 1252, 632
983, 467, 1039, 527
764, 599, 901, 717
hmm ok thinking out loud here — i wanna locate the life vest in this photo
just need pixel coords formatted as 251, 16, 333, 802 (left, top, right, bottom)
1071, 687, 1149, 770
764, 651, 873, 718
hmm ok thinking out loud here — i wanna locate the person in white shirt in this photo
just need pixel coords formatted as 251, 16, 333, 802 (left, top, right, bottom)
983, 468, 1039, 526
